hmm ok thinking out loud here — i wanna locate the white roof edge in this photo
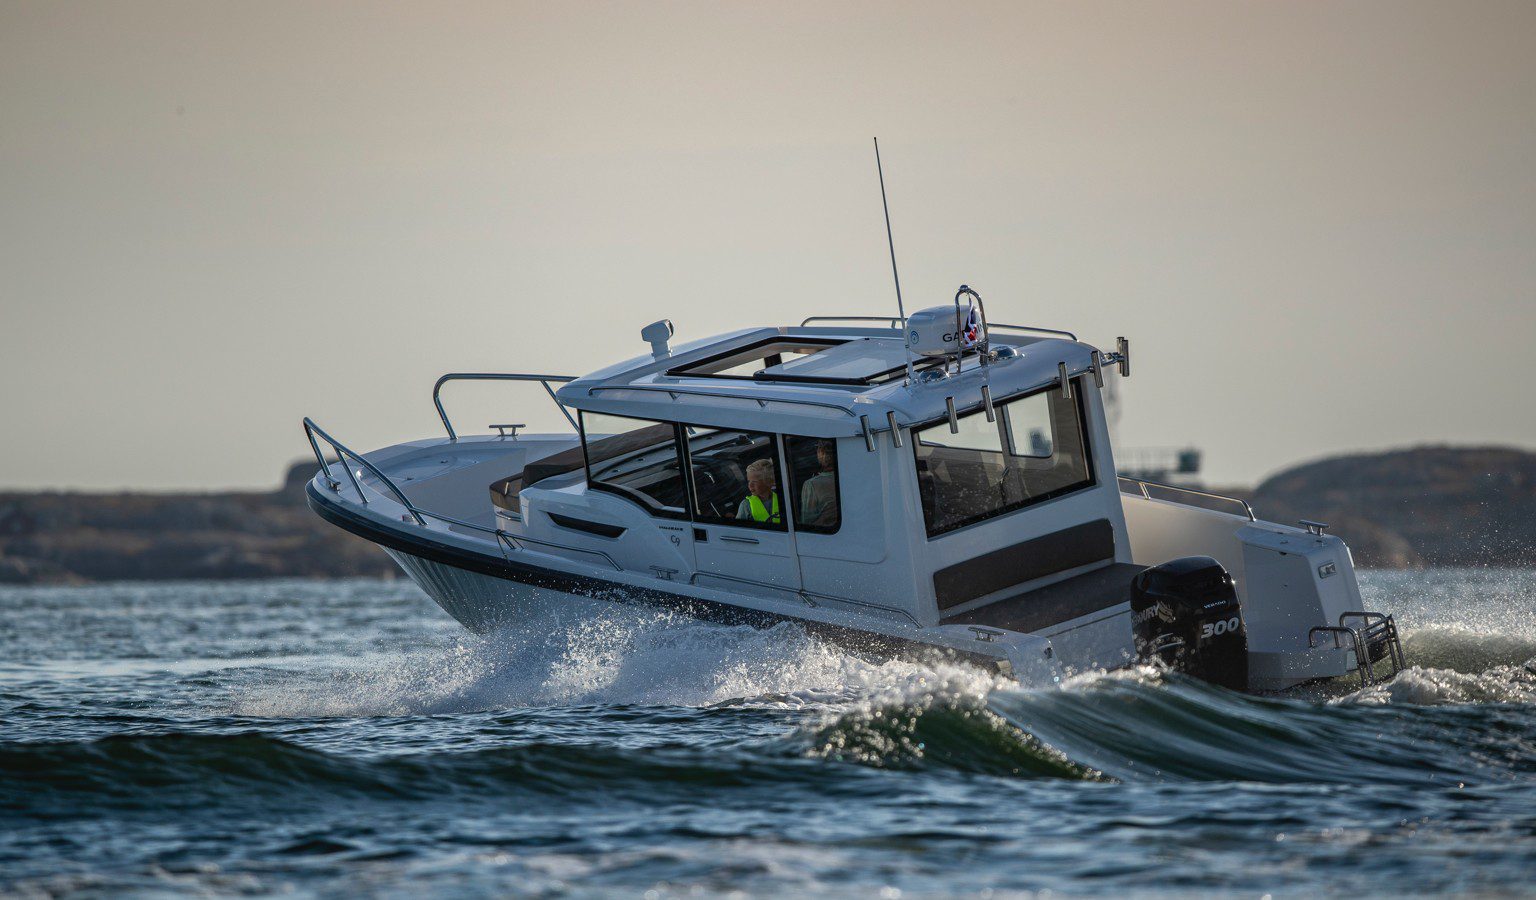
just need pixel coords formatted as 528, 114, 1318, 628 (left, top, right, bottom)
555, 326, 1102, 436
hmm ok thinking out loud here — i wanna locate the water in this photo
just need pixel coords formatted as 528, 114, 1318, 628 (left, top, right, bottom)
3, 570, 1534, 897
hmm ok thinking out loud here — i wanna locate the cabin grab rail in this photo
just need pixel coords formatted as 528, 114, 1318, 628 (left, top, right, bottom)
585, 384, 862, 418
1117, 476, 1256, 521
799, 315, 1078, 342
799, 315, 904, 328
433, 373, 578, 441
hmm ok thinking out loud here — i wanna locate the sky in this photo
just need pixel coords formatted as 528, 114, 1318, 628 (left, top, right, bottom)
2, 1, 1533, 491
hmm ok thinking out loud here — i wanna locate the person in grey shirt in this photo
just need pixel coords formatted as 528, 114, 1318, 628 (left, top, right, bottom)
798, 440, 838, 528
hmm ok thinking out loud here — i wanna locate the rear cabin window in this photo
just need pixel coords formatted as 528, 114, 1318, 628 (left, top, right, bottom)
684, 426, 786, 531
580, 412, 688, 517
913, 383, 1094, 536
785, 436, 841, 534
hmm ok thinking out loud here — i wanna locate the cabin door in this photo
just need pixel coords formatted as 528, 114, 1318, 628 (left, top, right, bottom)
683, 427, 802, 601
691, 521, 802, 599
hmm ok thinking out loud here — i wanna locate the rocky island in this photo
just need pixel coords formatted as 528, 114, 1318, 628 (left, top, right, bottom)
1, 446, 1531, 584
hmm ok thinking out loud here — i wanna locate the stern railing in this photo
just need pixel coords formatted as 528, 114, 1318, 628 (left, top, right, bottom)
1117, 475, 1256, 521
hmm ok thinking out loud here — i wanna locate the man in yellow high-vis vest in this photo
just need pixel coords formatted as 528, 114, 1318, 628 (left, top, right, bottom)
734, 458, 782, 525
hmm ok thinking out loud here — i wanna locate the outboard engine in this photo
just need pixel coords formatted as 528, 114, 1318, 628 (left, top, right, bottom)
1131, 556, 1248, 691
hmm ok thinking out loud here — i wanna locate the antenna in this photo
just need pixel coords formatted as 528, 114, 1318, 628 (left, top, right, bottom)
873, 137, 915, 384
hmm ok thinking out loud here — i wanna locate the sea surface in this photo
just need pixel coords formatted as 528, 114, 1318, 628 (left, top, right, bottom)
2, 569, 1535, 897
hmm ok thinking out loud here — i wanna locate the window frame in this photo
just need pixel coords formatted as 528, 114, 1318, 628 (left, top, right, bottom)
663, 335, 959, 386
680, 423, 790, 532
910, 379, 1097, 538
664, 336, 848, 382
783, 434, 843, 535
576, 410, 852, 538
579, 410, 691, 521
1000, 390, 1058, 460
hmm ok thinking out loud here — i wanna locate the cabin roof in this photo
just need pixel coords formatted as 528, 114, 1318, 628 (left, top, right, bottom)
557, 325, 1103, 440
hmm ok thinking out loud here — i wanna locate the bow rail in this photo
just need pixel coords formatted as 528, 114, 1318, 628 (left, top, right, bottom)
302, 416, 620, 570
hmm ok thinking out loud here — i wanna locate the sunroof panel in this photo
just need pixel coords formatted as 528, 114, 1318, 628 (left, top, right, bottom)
754, 339, 911, 384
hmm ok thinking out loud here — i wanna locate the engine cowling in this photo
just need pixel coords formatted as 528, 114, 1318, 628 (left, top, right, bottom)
1131, 556, 1248, 691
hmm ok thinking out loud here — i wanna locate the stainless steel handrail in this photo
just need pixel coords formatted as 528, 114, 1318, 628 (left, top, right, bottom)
305, 418, 521, 536
798, 315, 1078, 342
1117, 475, 1256, 521
585, 384, 861, 419
799, 588, 924, 627
1341, 611, 1407, 674
433, 373, 578, 441
495, 531, 623, 572
305, 417, 626, 572
303, 417, 428, 526
989, 322, 1080, 342
799, 315, 903, 328
1309, 625, 1373, 687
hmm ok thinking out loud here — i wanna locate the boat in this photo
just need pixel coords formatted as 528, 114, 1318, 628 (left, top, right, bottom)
302, 291, 1406, 692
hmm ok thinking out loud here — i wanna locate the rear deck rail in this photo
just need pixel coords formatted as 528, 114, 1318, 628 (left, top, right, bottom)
1118, 476, 1256, 521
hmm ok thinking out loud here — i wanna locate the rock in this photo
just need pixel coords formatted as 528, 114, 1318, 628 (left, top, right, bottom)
1249, 445, 1536, 569
1, 447, 1530, 584
0, 554, 87, 585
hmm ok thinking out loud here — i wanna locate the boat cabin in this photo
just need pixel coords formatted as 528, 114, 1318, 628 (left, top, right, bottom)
497, 315, 1136, 660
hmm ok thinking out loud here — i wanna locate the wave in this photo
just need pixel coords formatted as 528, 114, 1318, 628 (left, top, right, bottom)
1398, 624, 1536, 676
1334, 663, 1536, 706
803, 661, 1536, 785
800, 665, 1101, 780
208, 584, 1536, 791
0, 731, 871, 820
226, 574, 1536, 716
229, 603, 959, 718
9, 671, 1535, 822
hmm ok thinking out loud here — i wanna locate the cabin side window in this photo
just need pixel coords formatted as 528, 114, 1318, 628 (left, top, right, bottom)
580, 411, 689, 518
683, 426, 787, 531
912, 382, 1094, 536
784, 436, 841, 534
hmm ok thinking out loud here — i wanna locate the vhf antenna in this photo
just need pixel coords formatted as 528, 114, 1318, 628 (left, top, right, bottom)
873, 137, 915, 385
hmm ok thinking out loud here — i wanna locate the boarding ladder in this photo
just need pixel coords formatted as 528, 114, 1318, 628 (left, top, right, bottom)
1308, 612, 1407, 688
